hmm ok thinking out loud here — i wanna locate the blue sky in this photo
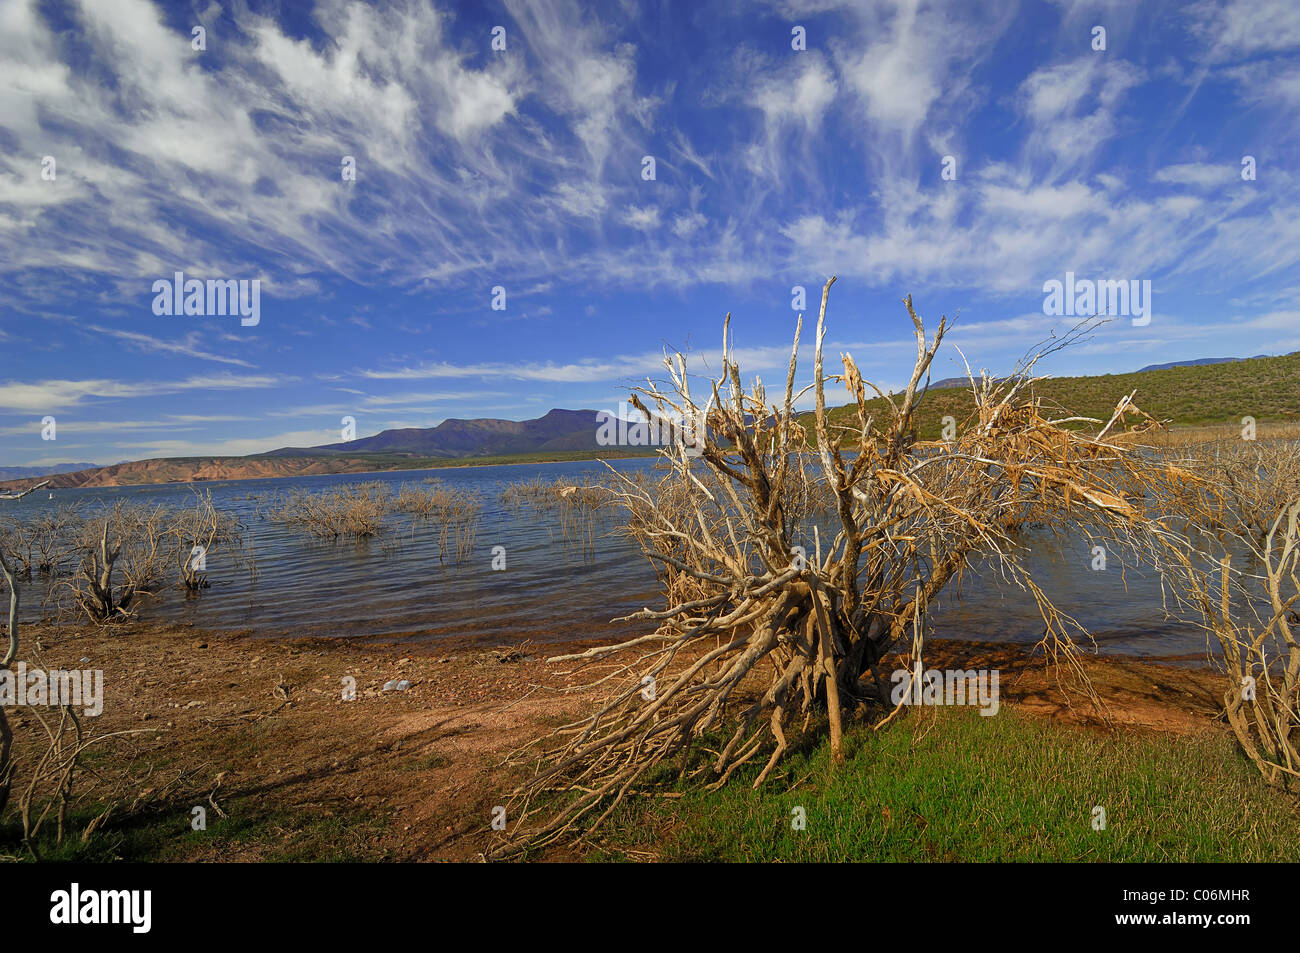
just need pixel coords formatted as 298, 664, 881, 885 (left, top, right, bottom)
1, 0, 1299, 467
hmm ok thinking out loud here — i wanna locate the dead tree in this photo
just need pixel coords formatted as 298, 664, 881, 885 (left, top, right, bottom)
0, 544, 18, 816
491, 278, 1176, 857
64, 503, 171, 623
170, 490, 244, 591
0, 480, 49, 501
1171, 501, 1300, 789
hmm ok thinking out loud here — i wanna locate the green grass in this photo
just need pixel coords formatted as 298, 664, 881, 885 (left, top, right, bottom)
399, 751, 450, 771
3, 797, 391, 863
589, 708, 1300, 862
802, 351, 1300, 440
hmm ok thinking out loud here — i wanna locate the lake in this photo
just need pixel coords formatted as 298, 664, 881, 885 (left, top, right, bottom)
4, 457, 1210, 662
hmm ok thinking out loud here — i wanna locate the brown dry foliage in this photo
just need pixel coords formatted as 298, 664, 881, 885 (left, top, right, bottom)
490, 279, 1189, 857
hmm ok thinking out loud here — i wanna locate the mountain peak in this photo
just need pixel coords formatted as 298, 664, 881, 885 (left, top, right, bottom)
296, 409, 608, 458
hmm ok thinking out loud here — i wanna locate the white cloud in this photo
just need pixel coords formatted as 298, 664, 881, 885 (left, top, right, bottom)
503, 0, 640, 172
672, 211, 707, 238
116, 428, 342, 457
1154, 162, 1237, 188
1222, 62, 1300, 107
360, 342, 806, 385
1189, 0, 1300, 61
621, 205, 661, 231
1018, 58, 1145, 170
81, 325, 255, 367
754, 55, 837, 126
831, 0, 1011, 148
838, 12, 938, 137
0, 373, 286, 413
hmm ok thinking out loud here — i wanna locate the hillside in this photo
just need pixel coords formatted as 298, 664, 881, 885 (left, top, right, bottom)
811, 350, 1300, 439
4, 409, 632, 489
17, 448, 650, 490
26, 454, 395, 489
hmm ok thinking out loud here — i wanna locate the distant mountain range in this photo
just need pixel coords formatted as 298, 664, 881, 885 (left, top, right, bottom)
6, 349, 1300, 490
0, 462, 100, 483
927, 375, 1003, 390
1133, 355, 1269, 373
261, 408, 606, 458
4, 410, 623, 489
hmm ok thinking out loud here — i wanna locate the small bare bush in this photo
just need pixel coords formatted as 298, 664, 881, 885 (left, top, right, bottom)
0, 545, 19, 817
0, 508, 83, 577
395, 481, 480, 564
169, 490, 246, 591
1179, 440, 1300, 539
28, 506, 84, 576
499, 477, 612, 560
1171, 499, 1300, 789
58, 503, 173, 624
270, 481, 393, 538
0, 552, 153, 858
271, 480, 482, 564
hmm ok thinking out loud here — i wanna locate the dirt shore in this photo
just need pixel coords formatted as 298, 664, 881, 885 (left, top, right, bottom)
2, 621, 1228, 861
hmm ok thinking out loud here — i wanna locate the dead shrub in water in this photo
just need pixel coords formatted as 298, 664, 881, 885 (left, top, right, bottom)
271, 480, 482, 564
1175, 440, 1300, 539
57, 503, 173, 624
27, 506, 84, 576
395, 481, 480, 565
394, 480, 450, 521
0, 516, 35, 577
0, 507, 83, 577
169, 490, 246, 591
491, 279, 1182, 857
1, 498, 245, 620
270, 481, 393, 538
499, 477, 613, 560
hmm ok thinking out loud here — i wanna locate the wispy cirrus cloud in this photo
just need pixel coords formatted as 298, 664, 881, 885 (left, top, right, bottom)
1, 0, 1298, 466
80, 324, 256, 368
0, 373, 288, 414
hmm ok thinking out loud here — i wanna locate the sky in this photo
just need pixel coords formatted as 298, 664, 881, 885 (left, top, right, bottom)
1, 0, 1298, 468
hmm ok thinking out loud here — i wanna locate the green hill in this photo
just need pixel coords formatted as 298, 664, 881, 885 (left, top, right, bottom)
807, 351, 1300, 439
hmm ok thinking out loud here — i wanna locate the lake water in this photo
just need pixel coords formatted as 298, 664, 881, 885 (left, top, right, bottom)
4, 458, 1211, 662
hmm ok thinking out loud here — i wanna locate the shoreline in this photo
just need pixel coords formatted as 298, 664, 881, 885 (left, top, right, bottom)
5, 450, 662, 493
12, 420, 1300, 492
10, 606, 1220, 665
